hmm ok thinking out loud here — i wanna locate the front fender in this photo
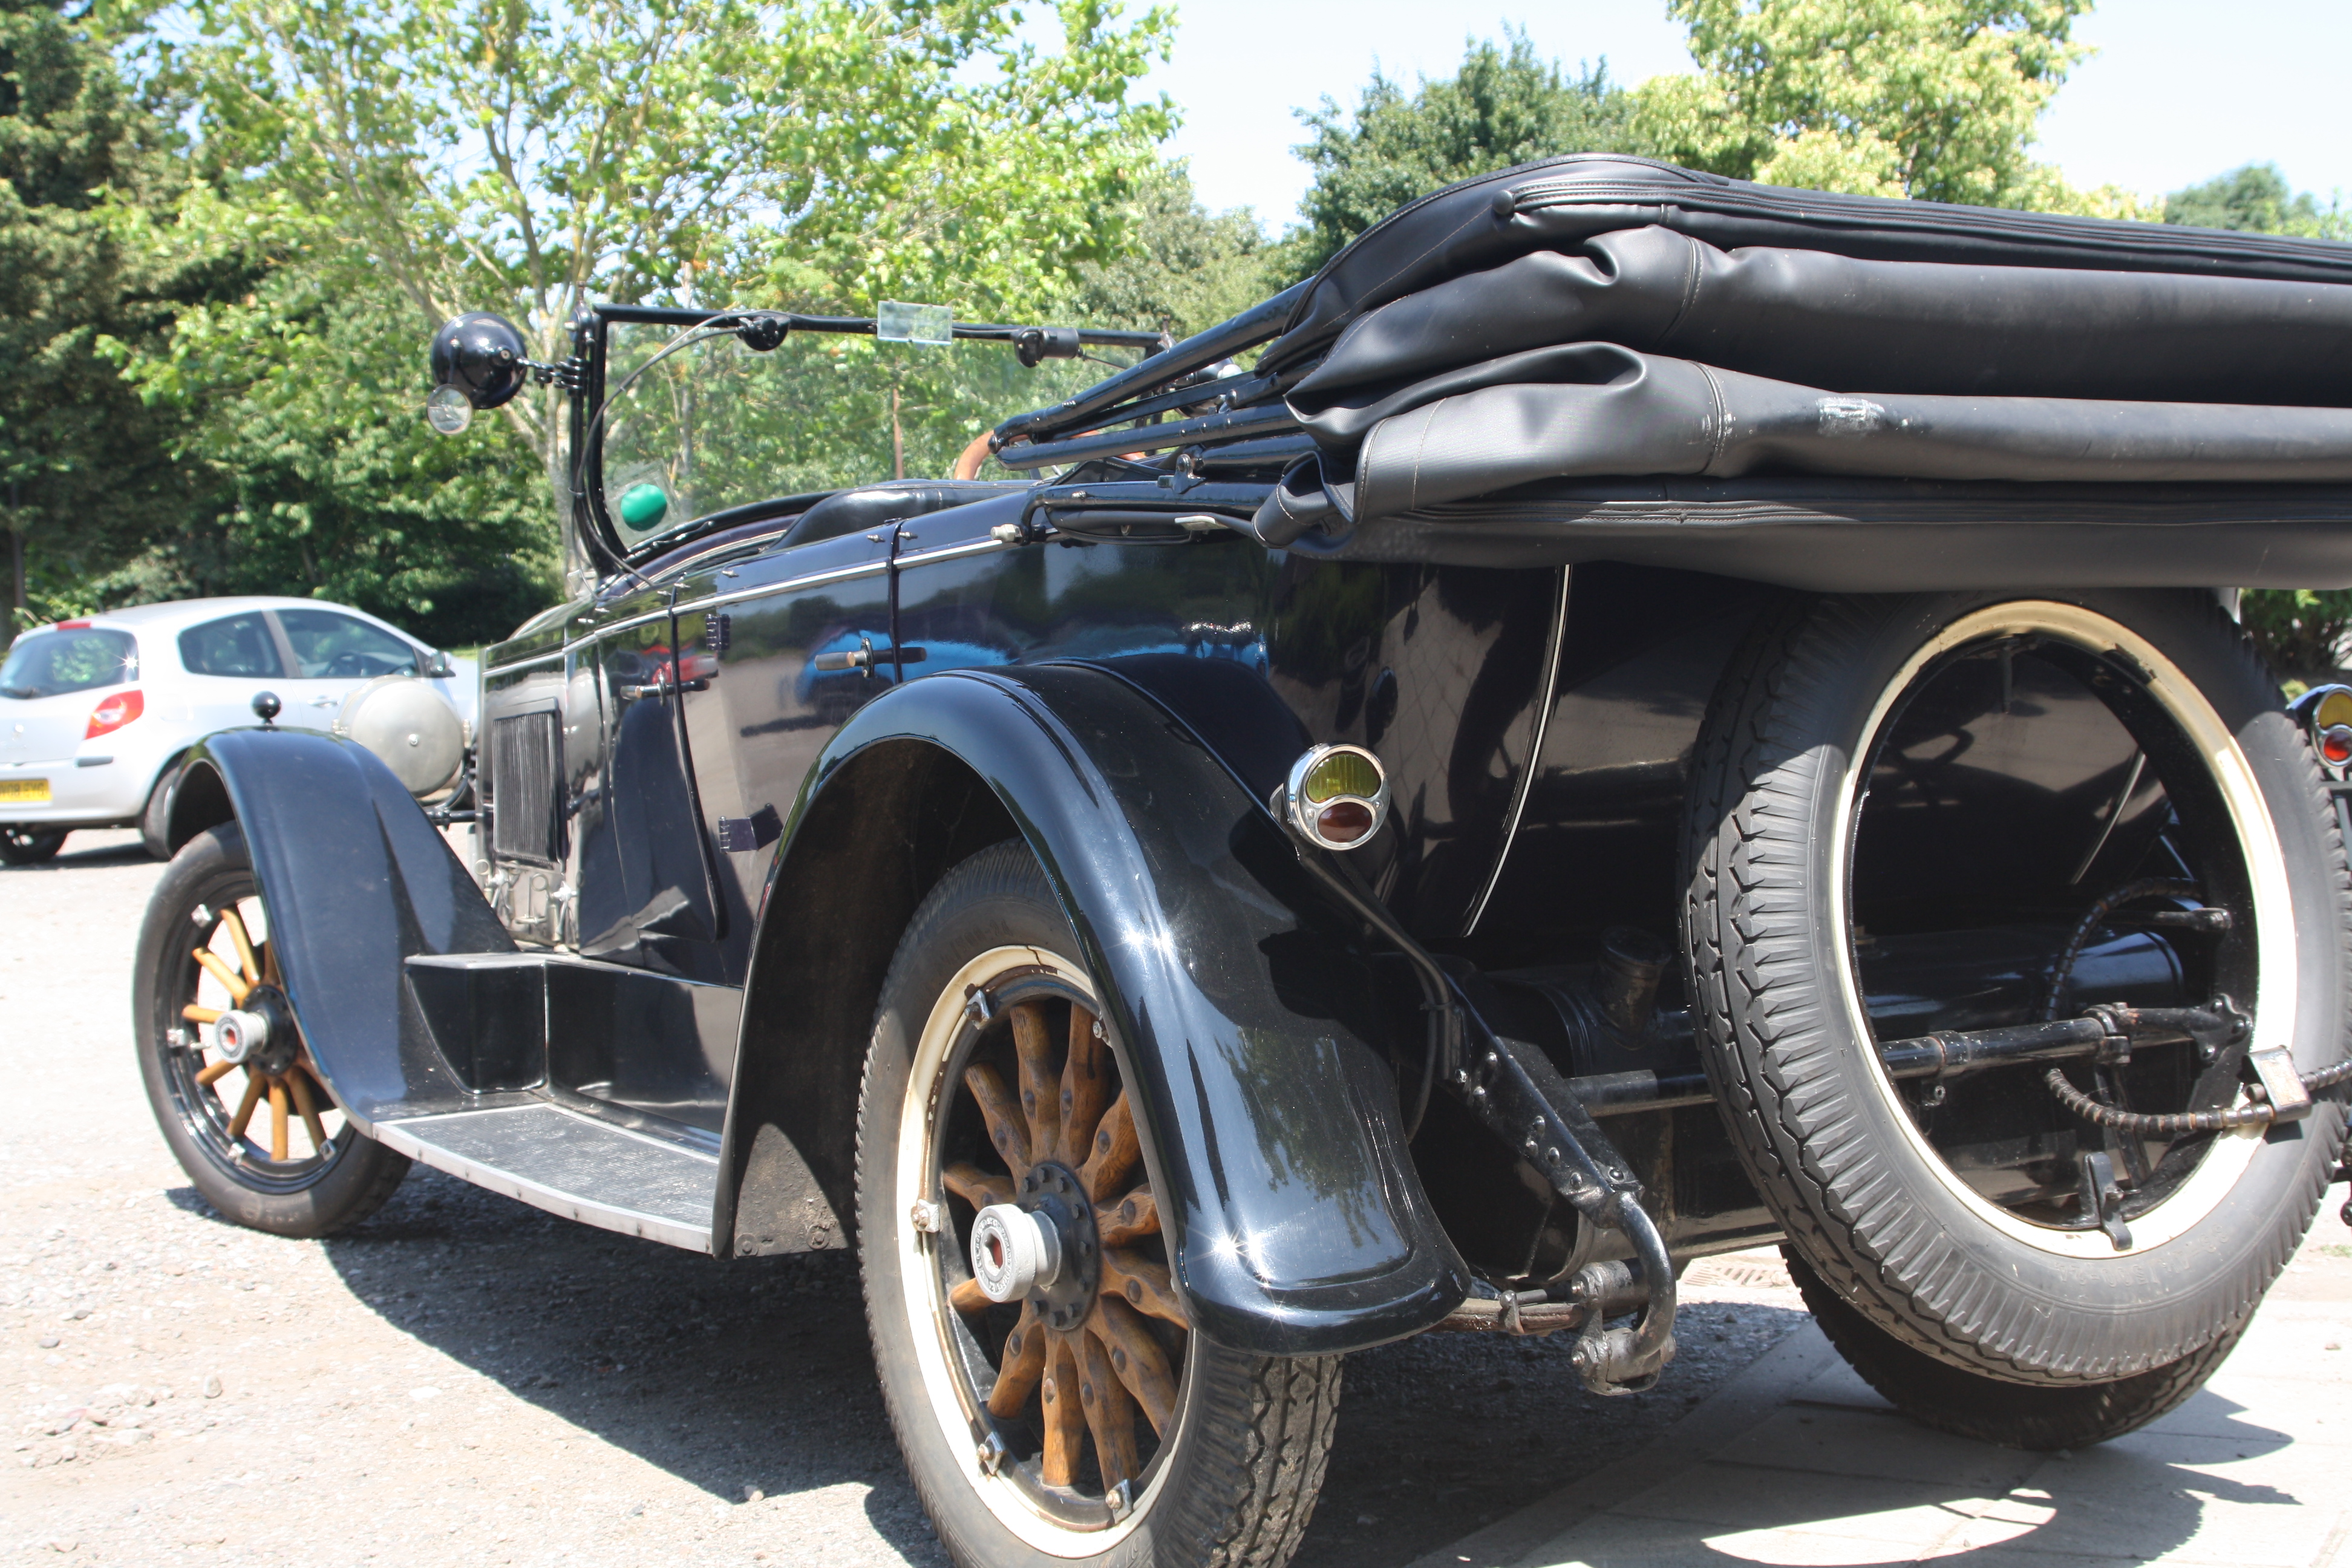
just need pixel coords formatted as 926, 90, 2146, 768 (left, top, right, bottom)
172, 728, 512, 1123
733, 665, 1469, 1354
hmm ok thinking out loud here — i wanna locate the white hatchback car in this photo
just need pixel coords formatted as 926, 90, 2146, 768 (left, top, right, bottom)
0, 596, 477, 864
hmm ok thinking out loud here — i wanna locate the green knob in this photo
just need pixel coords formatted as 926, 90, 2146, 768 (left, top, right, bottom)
618, 483, 669, 531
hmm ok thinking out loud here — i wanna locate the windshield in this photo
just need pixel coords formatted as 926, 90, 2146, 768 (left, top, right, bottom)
597, 323, 1135, 550
1, 627, 139, 699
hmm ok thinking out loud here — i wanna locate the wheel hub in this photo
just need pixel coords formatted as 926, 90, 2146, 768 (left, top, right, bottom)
213, 988, 298, 1076
1024, 1163, 1103, 1330
968, 1162, 1101, 1330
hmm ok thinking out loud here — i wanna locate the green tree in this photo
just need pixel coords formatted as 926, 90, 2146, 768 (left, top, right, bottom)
0, 0, 224, 627
1633, 0, 2145, 216
157, 0, 1175, 505
2165, 162, 2347, 239
114, 227, 557, 647
1067, 161, 1279, 338
1288, 30, 1638, 272
76, 0, 1174, 640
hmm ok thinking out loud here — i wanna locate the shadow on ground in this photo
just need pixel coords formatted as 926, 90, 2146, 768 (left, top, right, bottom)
165, 1162, 1818, 1568
1, 834, 156, 872
1512, 1380, 2298, 1568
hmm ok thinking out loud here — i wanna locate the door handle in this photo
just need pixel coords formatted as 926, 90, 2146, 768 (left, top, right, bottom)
811, 643, 924, 673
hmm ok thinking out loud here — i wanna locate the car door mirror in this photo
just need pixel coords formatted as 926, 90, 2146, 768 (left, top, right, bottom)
423, 651, 457, 679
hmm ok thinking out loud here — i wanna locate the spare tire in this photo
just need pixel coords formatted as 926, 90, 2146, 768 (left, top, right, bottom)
1681, 589, 2350, 1386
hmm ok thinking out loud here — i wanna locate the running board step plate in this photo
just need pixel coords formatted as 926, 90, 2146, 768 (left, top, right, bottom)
371, 1102, 719, 1253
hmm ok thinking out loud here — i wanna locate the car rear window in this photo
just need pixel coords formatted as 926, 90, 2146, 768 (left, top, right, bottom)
276, 610, 418, 678
178, 613, 286, 678
0, 627, 140, 699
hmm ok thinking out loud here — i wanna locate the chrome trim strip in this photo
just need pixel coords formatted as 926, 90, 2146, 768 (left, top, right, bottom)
482, 648, 567, 678
893, 536, 1010, 570
371, 1104, 716, 1253
1464, 566, 1571, 935
588, 606, 673, 641
672, 557, 892, 618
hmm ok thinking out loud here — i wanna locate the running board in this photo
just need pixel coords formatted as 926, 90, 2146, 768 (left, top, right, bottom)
370, 1102, 719, 1253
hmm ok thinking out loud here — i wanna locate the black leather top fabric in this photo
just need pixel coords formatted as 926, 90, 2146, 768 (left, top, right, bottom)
1266, 155, 2352, 373
1255, 342, 2352, 537
1290, 226, 2352, 424
774, 479, 1023, 549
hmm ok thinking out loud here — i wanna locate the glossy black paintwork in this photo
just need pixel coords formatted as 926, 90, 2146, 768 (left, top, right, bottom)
887, 500, 1563, 937
175, 729, 513, 1123
671, 526, 898, 983
1472, 566, 1774, 959
726, 665, 1474, 1354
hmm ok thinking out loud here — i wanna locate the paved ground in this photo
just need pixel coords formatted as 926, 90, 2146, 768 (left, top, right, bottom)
1420, 1207, 2352, 1568
0, 829, 1818, 1566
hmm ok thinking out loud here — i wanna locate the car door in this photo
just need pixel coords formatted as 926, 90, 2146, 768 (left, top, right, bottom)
171, 610, 295, 734
671, 526, 897, 984
269, 607, 423, 729
584, 589, 728, 975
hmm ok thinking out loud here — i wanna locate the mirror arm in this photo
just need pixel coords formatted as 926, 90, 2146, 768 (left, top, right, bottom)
527, 356, 586, 393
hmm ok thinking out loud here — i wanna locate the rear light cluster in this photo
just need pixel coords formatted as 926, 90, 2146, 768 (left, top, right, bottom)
1280, 743, 1392, 851
2292, 685, 2352, 771
87, 689, 144, 739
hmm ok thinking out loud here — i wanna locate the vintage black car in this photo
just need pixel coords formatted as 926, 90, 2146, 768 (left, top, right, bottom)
139, 156, 2352, 1567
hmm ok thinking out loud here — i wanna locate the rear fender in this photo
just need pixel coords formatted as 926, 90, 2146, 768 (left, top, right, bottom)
719, 664, 1470, 1354
168, 728, 514, 1123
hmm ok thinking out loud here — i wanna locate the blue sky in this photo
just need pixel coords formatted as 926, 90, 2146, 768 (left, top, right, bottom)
1132, 0, 2352, 229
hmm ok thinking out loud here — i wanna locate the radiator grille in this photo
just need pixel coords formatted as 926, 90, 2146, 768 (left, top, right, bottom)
489, 710, 563, 864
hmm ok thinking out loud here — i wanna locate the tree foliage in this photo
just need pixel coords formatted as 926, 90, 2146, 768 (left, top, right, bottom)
0, 0, 233, 625
155, 0, 1174, 488
1288, 30, 1636, 273
1632, 0, 2143, 215
37, 0, 1174, 644
2164, 162, 2348, 240
1066, 161, 1278, 338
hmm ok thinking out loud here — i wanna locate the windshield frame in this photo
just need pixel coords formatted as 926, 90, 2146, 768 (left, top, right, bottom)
570, 305, 1168, 570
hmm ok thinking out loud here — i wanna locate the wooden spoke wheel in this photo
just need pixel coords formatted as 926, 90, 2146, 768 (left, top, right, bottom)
166, 895, 343, 1178
937, 982, 1187, 1509
136, 823, 409, 1236
861, 842, 1339, 1568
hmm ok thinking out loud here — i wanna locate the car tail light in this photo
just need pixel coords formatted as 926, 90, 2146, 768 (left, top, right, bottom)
1280, 743, 1391, 850
2295, 685, 2352, 773
87, 688, 144, 739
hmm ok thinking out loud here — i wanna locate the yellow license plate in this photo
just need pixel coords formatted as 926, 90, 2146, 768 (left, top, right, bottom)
0, 778, 50, 804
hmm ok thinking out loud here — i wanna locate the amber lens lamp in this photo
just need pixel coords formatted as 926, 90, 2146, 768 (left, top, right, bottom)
1282, 743, 1390, 850
2296, 684, 2352, 773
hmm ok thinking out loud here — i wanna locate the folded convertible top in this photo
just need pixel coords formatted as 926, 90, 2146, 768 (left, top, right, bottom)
998, 157, 2352, 589
1287, 224, 2352, 426
1263, 154, 2352, 374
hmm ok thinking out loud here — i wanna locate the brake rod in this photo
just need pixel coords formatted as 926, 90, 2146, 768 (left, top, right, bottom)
1877, 999, 2247, 1083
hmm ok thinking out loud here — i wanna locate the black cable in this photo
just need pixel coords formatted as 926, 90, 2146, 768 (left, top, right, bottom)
2038, 880, 2351, 1133
2043, 1068, 2273, 1134
2037, 878, 2203, 1021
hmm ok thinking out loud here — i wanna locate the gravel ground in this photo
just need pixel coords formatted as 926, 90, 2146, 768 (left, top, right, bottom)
0, 829, 1821, 1566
